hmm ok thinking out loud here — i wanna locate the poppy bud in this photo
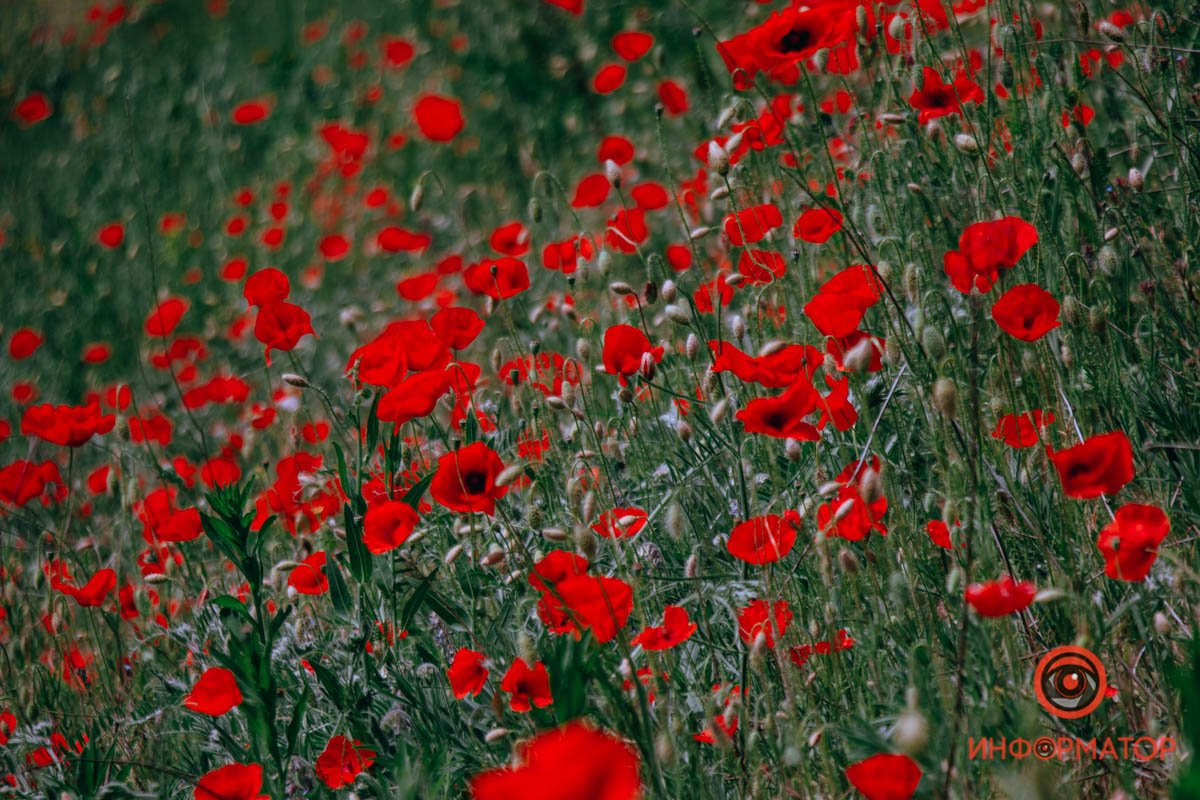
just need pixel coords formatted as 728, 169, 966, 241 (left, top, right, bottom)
724, 272, 747, 288
602, 158, 623, 188
922, 328, 946, 361
661, 279, 677, 303
542, 527, 568, 542
785, 438, 803, 462
495, 464, 526, 487
706, 140, 730, 176
811, 48, 828, 72
1071, 151, 1089, 177
443, 544, 464, 565
894, 707, 929, 755
666, 501, 684, 540
1128, 167, 1144, 191
952, 134, 979, 154
709, 397, 729, 425
902, 262, 919, 301
844, 337, 875, 372
597, 250, 612, 275
685, 553, 699, 578
581, 491, 596, 528
710, 186, 729, 201
145, 572, 171, 585
340, 306, 364, 328
484, 728, 510, 743
1098, 244, 1119, 275
409, 182, 424, 212
906, 182, 922, 194
528, 196, 542, 222
730, 316, 746, 342
644, 281, 658, 305
639, 351, 657, 381
855, 4, 868, 32
887, 14, 907, 42
1061, 344, 1073, 369
1154, 611, 1170, 634
690, 226, 713, 240
282, 373, 311, 389
575, 337, 591, 362
1061, 294, 1082, 325
618, 386, 633, 403
575, 524, 597, 561
676, 420, 692, 442
885, 336, 901, 363
838, 548, 860, 575
859, 466, 883, 504
1098, 20, 1124, 40
479, 546, 506, 568
932, 377, 957, 418
491, 347, 504, 373
686, 333, 700, 359
609, 281, 635, 296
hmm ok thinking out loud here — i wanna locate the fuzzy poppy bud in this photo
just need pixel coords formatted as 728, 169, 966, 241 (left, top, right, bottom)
660, 279, 677, 303
922, 328, 946, 361
605, 158, 622, 187
1097, 20, 1124, 41
666, 501, 684, 540
706, 140, 729, 175
676, 420, 692, 442
282, 372, 311, 389
686, 333, 700, 359
528, 196, 542, 222
785, 438, 803, 462
609, 281, 636, 296
932, 377, 957, 418
644, 281, 659, 305
1098, 245, 1119, 275
409, 182, 425, 212
838, 548, 860, 574
953, 133, 979, 153
690, 226, 713, 240
887, 13, 907, 42
639, 351, 657, 381
1128, 167, 1144, 191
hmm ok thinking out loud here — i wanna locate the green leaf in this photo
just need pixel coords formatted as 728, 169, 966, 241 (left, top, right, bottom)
345, 505, 372, 583
308, 659, 345, 708
401, 567, 439, 630
400, 471, 434, 510
285, 685, 310, 760
211, 594, 252, 621
326, 551, 353, 617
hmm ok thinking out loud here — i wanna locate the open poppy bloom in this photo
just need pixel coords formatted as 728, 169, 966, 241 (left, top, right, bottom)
363, 499, 420, 554
990, 283, 1061, 341
1048, 431, 1134, 499
447, 648, 489, 699
194, 763, 269, 800
908, 66, 983, 123
21, 400, 115, 447
793, 207, 843, 243
590, 507, 648, 539
710, 340, 821, 388
736, 375, 823, 440
723, 203, 783, 246
943, 217, 1038, 294
602, 325, 663, 385
430, 442, 508, 515
500, 658, 553, 712
49, 565, 117, 607
964, 577, 1036, 617
991, 410, 1054, 448
288, 552, 330, 595
413, 94, 464, 142
470, 720, 641, 800
804, 265, 882, 337
736, 599, 792, 647
727, 511, 801, 564
844, 752, 922, 800
1096, 503, 1169, 581
632, 605, 697, 651
315, 735, 376, 790
184, 667, 243, 716
539, 575, 634, 643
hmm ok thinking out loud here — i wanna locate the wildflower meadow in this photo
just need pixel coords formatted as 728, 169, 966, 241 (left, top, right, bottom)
1, 0, 1199, 797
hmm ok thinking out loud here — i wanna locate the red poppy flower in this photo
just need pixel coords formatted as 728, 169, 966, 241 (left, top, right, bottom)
14, 92, 52, 126
657, 80, 688, 115
144, 297, 188, 337
727, 511, 800, 564
723, 203, 783, 246
377, 369, 453, 426
632, 605, 697, 651
231, 100, 270, 125
0, 460, 62, 507
489, 221, 530, 257
737, 249, 786, 285
288, 552, 330, 595
717, 6, 854, 88
606, 208, 648, 253
964, 577, 1036, 617
612, 31, 653, 62
736, 599, 792, 647
710, 340, 820, 388
598, 135, 635, 165
845, 752, 922, 800
908, 66, 983, 123
543, 0, 584, 13
430, 442, 508, 515
590, 507, 648, 539
735, 376, 822, 440
52, 566, 117, 607
793, 207, 844, 243
539, 575, 634, 643
571, 173, 611, 208
447, 648, 489, 699
82, 343, 111, 364
500, 658, 553, 712
194, 763, 268, 800
602, 325, 663, 385
804, 265, 881, 337
1049, 431, 1134, 499
991, 284, 1060, 341
376, 226, 432, 253
362, 499, 419, 554
431, 307, 485, 350
463, 257, 530, 300
815, 457, 889, 541
529, 550, 589, 594
593, 63, 627, 94
926, 520, 954, 549
470, 721, 641, 800
254, 301, 314, 364
315, 735, 376, 790
1096, 503, 1169, 582
943, 217, 1038, 294
97, 222, 125, 249
21, 400, 115, 447
318, 233, 351, 261
414, 94, 464, 142
184, 667, 243, 716
8, 328, 44, 360
991, 410, 1054, 448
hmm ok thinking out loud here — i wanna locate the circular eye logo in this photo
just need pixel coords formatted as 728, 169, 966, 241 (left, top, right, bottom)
1034, 646, 1106, 719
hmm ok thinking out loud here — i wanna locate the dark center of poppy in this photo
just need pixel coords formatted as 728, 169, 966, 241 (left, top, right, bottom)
779, 27, 813, 53
463, 470, 488, 494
